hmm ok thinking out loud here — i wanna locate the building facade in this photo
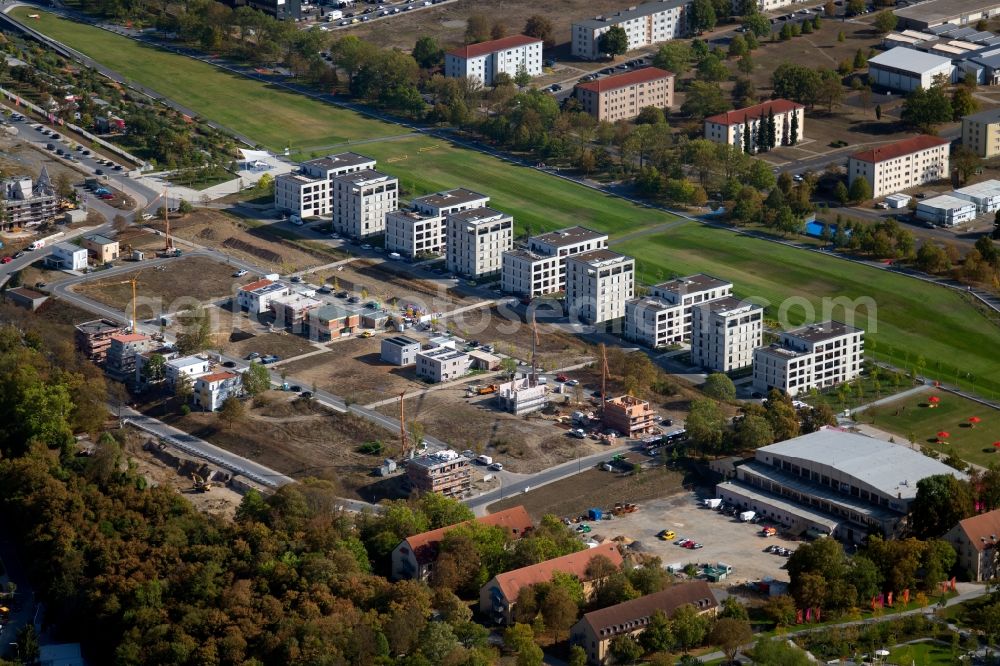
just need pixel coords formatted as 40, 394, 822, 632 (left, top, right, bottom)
752, 321, 865, 397
406, 450, 472, 498
575, 68, 675, 122
624, 297, 685, 348
496, 376, 549, 415
962, 108, 1000, 157
274, 152, 376, 219
269, 293, 321, 331
385, 210, 445, 258
237, 279, 290, 315
308, 305, 360, 339
915, 194, 978, 226
416, 347, 471, 383
571, 0, 689, 60
502, 226, 609, 298
649, 273, 733, 340
332, 169, 399, 239
565, 250, 635, 326
894, 0, 1000, 30
0, 167, 57, 230
847, 134, 951, 199
81, 234, 120, 264
867, 47, 955, 92
602, 395, 657, 436
381, 335, 421, 366
445, 35, 543, 86
193, 371, 242, 411
953, 179, 1000, 212
75, 319, 126, 364
446, 207, 513, 278
944, 510, 1000, 582
690, 297, 763, 372
47, 242, 88, 271
704, 99, 805, 153
164, 355, 210, 388
106, 333, 155, 377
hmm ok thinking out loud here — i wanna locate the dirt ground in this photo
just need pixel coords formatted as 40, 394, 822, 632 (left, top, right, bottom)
75, 255, 243, 317
278, 334, 428, 405
160, 392, 407, 499
447, 306, 593, 368
0, 133, 86, 188
223, 329, 319, 361
326, 258, 480, 313
344, 0, 645, 52
146, 210, 328, 273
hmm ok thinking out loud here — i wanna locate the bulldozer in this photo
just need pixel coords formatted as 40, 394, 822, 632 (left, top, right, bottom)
190, 472, 212, 492
477, 384, 499, 395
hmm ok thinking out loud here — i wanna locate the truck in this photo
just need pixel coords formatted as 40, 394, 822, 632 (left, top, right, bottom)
28, 239, 46, 250
326, 9, 343, 19
476, 455, 492, 466
739, 510, 756, 522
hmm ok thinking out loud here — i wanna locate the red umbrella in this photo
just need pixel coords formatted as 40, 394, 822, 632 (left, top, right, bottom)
929, 396, 940, 403
970, 416, 982, 427
937, 431, 951, 441
993, 442, 1000, 449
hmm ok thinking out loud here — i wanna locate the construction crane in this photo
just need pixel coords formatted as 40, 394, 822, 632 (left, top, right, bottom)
530, 313, 539, 387
144, 189, 177, 256
600, 343, 609, 412
398, 391, 409, 459
111, 272, 142, 331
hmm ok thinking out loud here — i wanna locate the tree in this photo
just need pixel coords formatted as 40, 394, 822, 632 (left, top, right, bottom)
911, 474, 974, 538
916, 241, 949, 273
514, 64, 532, 87
686, 398, 727, 452
609, 634, 644, 664
720, 596, 749, 621
636, 106, 667, 125
412, 36, 443, 69
772, 63, 822, 106
953, 146, 982, 184
874, 9, 898, 32
789, 110, 799, 145
504, 624, 543, 666
638, 610, 674, 653
523, 15, 555, 47
901, 85, 953, 132
176, 307, 212, 353
703, 373, 736, 401
710, 618, 753, 662
817, 70, 844, 113
729, 34, 749, 58
465, 14, 491, 43
751, 637, 812, 665
653, 42, 693, 76
241, 361, 271, 398
853, 48, 868, 70
692, 0, 718, 31
145, 353, 166, 383
737, 414, 774, 449
568, 645, 587, 666
952, 86, 979, 120
218, 395, 245, 429
742, 13, 771, 36
766, 107, 777, 149
681, 81, 731, 119
174, 373, 194, 406
598, 25, 629, 58
539, 585, 578, 640
112, 214, 129, 234
976, 235, 998, 266
780, 21, 794, 40
847, 0, 865, 13
697, 54, 728, 82
672, 604, 709, 652
848, 176, 872, 203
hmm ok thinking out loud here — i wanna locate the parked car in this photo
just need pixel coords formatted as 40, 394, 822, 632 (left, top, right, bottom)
245, 352, 261, 360
348, 295, 361, 303
488, 462, 503, 471
232, 269, 248, 277
659, 530, 676, 541
95, 169, 104, 175
0, 256, 11, 264
336, 290, 349, 298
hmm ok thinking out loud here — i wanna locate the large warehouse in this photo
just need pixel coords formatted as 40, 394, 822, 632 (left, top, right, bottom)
716, 429, 967, 543
867, 47, 955, 92
895, 0, 1000, 30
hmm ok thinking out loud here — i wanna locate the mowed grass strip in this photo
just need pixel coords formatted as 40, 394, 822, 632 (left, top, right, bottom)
867, 390, 999, 467
357, 135, 676, 236
11, 8, 400, 149
615, 225, 1000, 387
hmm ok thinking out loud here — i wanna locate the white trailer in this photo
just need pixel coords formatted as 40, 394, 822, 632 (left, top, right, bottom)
739, 510, 756, 522
704, 498, 722, 509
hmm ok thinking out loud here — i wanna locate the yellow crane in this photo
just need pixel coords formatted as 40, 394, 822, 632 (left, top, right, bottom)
111, 272, 142, 331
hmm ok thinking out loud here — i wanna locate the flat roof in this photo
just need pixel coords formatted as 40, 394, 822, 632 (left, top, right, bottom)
383, 335, 421, 347
574, 0, 689, 29
503, 248, 554, 263
653, 273, 732, 294
964, 107, 1000, 126
166, 355, 207, 369
566, 249, 633, 265
332, 168, 396, 186
626, 296, 681, 312
419, 347, 469, 361
75, 318, 121, 334
531, 225, 608, 248
408, 450, 471, 469
447, 206, 510, 224
389, 208, 441, 222
53, 241, 85, 253
954, 179, 1000, 196
784, 320, 861, 343
868, 46, 953, 73
413, 187, 489, 209
312, 304, 354, 321
757, 429, 967, 500
83, 233, 117, 245
755, 344, 809, 360
895, 0, 1000, 25
698, 296, 761, 315
717, 481, 841, 532
919, 193, 977, 210
304, 151, 375, 171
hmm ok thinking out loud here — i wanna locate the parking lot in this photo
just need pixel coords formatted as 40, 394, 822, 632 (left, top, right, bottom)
601, 491, 804, 585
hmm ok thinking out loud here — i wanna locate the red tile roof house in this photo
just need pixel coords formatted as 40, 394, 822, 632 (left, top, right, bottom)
390, 506, 533, 581
945, 508, 1000, 581
704, 99, 805, 154
479, 543, 624, 625
444, 35, 543, 87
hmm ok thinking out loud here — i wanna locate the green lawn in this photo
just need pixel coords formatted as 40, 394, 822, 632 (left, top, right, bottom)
889, 640, 960, 666
864, 390, 999, 466
10, 8, 401, 150
616, 225, 1000, 397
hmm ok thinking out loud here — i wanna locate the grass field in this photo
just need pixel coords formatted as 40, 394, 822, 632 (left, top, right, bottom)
865, 390, 999, 466
9, 8, 401, 151
616, 226, 1000, 396
888, 640, 958, 666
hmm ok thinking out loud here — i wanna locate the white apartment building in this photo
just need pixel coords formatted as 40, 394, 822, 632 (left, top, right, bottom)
332, 168, 399, 239
690, 297, 763, 372
413, 188, 491, 217
445, 35, 543, 86
624, 296, 686, 348
446, 207, 513, 278
733, 0, 798, 12
274, 152, 376, 219
385, 209, 445, 258
193, 371, 243, 411
502, 226, 609, 298
565, 250, 635, 326
572, 0, 689, 60
416, 347, 472, 383
704, 99, 805, 154
752, 321, 865, 397
649, 273, 733, 340
47, 242, 89, 271
164, 355, 211, 388
237, 279, 290, 315
848, 135, 951, 199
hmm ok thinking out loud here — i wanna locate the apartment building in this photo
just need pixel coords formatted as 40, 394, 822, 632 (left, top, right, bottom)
753, 321, 865, 397
47, 243, 88, 271
81, 234, 120, 264
445, 35, 543, 86
502, 226, 609, 298
75, 319, 126, 364
332, 169, 399, 239
446, 207, 513, 278
193, 371, 242, 411
571, 0, 689, 60
269, 293, 321, 331
945, 509, 1000, 582
962, 107, 1000, 157
106, 332, 155, 378
406, 450, 472, 498
0, 167, 57, 230
480, 544, 624, 625
413, 188, 491, 216
624, 297, 685, 348
690, 297, 764, 372
496, 375, 549, 415
391, 506, 533, 581
385, 209, 445, 258
381, 335, 421, 366
704, 99, 805, 153
575, 68, 675, 122
733, 0, 798, 12
274, 152, 376, 219
602, 395, 658, 436
649, 273, 733, 339
416, 347, 471, 383
237, 279, 290, 315
565, 250, 635, 326
848, 135, 951, 198
308, 304, 361, 339
164, 355, 211, 389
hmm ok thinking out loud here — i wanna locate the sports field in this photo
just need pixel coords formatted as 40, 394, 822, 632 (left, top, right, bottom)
866, 390, 998, 467
9, 7, 401, 150
617, 227, 1000, 394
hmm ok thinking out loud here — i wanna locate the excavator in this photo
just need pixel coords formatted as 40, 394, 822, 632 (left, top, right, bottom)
190, 472, 212, 492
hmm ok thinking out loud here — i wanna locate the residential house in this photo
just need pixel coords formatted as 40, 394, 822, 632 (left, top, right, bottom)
752, 321, 865, 397
571, 1, 689, 60
416, 347, 471, 382
237, 279, 290, 315
575, 68, 675, 122
308, 304, 361, 339
381, 335, 421, 366
690, 297, 763, 372
944, 509, 1000, 581
848, 135, 951, 199
704, 99, 805, 153
445, 35, 543, 86
46, 243, 88, 271
332, 169, 399, 239
193, 371, 243, 411
81, 234, 120, 264
565, 250, 635, 327
446, 207, 513, 278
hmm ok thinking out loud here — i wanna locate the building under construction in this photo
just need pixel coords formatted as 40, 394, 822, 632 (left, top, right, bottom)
406, 450, 472, 498
602, 395, 658, 437
496, 375, 548, 415
0, 167, 58, 230
75, 318, 126, 364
